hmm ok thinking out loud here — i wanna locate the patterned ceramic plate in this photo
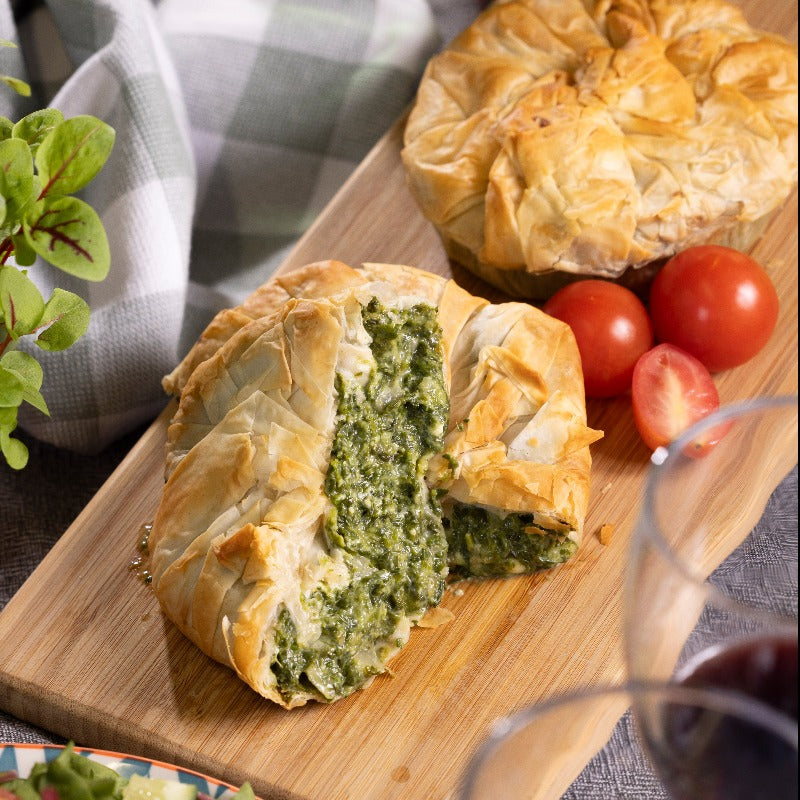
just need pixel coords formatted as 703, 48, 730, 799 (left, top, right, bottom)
0, 744, 243, 799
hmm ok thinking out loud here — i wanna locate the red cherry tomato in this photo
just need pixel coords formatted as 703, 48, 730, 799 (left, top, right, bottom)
648, 246, 779, 372
543, 280, 653, 398
631, 344, 725, 454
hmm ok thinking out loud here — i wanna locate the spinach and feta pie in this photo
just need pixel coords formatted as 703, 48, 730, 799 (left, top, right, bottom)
400, 0, 798, 298
152, 261, 602, 705
150, 285, 450, 707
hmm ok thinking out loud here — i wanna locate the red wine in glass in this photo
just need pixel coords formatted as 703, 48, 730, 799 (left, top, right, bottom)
649, 634, 798, 800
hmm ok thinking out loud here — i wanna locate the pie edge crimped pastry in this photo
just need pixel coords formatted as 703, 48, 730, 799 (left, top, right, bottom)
400, 0, 799, 298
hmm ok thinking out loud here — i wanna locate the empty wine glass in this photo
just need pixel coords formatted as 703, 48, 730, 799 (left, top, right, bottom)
624, 395, 798, 799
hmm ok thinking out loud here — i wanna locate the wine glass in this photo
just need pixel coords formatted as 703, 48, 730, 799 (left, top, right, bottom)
624, 395, 798, 799
459, 682, 797, 800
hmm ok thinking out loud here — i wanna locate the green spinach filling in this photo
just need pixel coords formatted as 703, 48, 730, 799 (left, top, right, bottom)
445, 502, 577, 579
271, 298, 449, 703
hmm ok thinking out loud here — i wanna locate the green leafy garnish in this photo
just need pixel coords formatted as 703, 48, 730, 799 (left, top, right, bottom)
0, 742, 125, 800
0, 102, 114, 469
0, 742, 258, 800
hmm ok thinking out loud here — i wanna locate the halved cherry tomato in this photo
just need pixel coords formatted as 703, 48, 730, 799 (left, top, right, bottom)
542, 280, 653, 398
648, 246, 779, 372
631, 344, 725, 455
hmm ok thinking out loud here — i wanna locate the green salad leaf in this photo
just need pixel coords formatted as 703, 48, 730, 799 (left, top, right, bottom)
12, 108, 65, 156
0, 405, 27, 469
35, 115, 115, 197
0, 742, 128, 800
1, 350, 48, 414
24, 195, 110, 280
0, 264, 45, 337
36, 288, 91, 352
0, 742, 258, 800
0, 137, 35, 226
0, 99, 114, 468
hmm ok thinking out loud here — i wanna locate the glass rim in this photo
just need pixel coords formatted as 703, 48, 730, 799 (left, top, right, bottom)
633, 393, 798, 625
459, 680, 799, 800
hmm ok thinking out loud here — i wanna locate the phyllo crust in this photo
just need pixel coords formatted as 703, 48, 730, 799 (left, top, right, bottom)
400, 0, 798, 297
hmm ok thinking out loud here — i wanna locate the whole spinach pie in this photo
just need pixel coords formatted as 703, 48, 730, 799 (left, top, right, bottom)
401, 0, 798, 299
150, 261, 602, 707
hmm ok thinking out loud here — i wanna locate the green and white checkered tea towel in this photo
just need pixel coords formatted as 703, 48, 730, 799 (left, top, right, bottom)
0, 0, 471, 454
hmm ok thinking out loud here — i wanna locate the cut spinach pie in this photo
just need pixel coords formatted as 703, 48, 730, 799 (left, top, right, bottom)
150, 261, 602, 706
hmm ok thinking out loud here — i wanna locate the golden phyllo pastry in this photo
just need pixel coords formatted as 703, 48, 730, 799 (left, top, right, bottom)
151, 284, 450, 707
152, 261, 602, 705
401, 0, 798, 297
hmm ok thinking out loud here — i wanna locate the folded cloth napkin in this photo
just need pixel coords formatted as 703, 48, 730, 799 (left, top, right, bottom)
0, 0, 482, 454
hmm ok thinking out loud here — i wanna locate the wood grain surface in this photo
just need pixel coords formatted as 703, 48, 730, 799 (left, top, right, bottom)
1, 3, 797, 798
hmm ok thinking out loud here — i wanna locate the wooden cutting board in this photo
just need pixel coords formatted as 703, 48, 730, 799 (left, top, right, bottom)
1, 3, 797, 798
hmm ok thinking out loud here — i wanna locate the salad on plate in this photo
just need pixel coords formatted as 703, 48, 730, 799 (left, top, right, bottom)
0, 743, 255, 800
